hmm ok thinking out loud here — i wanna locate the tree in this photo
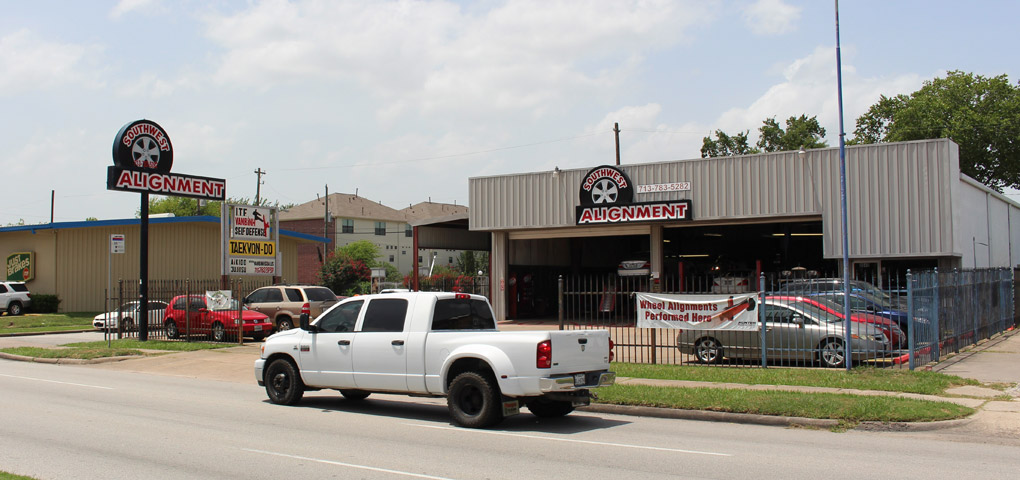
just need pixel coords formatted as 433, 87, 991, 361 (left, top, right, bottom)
849, 71, 1020, 191
756, 115, 827, 152
701, 115, 827, 158
701, 130, 756, 157
317, 253, 371, 296
137, 196, 295, 218
335, 240, 382, 266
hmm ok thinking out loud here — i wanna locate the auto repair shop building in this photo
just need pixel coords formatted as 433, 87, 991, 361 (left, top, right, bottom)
468, 138, 1020, 321
0, 216, 327, 312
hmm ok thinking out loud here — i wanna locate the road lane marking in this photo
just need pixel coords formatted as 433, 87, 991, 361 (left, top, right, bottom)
242, 448, 458, 479
404, 423, 731, 457
0, 373, 114, 390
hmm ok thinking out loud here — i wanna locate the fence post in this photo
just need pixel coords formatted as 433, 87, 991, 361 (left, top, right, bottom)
185, 279, 191, 342
237, 278, 244, 345
907, 270, 915, 370
932, 268, 940, 362
117, 280, 123, 341
558, 275, 564, 331
759, 274, 767, 368
972, 271, 979, 347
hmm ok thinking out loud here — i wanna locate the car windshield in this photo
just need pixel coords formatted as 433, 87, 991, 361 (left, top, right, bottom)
210, 299, 242, 311
802, 297, 844, 317
785, 301, 841, 323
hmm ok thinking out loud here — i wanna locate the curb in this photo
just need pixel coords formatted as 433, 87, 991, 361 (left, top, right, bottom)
581, 403, 974, 432
0, 329, 96, 338
0, 351, 137, 365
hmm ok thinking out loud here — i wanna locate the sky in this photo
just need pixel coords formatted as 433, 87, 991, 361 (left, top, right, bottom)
2, 0, 1019, 226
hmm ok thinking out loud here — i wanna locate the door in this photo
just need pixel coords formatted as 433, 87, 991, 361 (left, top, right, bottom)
300, 300, 363, 387
352, 298, 411, 392
762, 304, 813, 362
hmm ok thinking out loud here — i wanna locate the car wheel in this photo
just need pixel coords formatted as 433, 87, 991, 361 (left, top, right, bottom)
527, 398, 574, 418
265, 358, 304, 405
121, 318, 134, 332
447, 371, 503, 428
212, 322, 227, 342
819, 338, 846, 368
7, 302, 23, 316
165, 320, 179, 339
340, 389, 371, 401
694, 338, 723, 364
277, 317, 293, 331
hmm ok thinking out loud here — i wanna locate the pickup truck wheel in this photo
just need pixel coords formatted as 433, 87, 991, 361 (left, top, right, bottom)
165, 320, 180, 339
527, 398, 574, 418
265, 359, 304, 405
212, 322, 227, 342
447, 372, 502, 428
340, 389, 370, 401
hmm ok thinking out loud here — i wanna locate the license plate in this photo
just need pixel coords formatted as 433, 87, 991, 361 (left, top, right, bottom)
574, 373, 586, 386
502, 400, 519, 417
254, 325, 263, 331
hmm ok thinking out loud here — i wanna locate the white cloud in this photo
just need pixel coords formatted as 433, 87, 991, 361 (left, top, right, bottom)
109, 0, 163, 19
743, 0, 801, 36
202, 0, 717, 120
0, 30, 102, 94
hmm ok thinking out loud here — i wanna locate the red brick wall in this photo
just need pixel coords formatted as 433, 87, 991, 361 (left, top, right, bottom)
281, 219, 333, 285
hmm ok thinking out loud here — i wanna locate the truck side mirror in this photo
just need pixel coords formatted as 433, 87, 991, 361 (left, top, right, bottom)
300, 313, 310, 331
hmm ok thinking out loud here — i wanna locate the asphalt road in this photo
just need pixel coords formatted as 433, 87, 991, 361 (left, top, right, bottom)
2, 360, 1020, 480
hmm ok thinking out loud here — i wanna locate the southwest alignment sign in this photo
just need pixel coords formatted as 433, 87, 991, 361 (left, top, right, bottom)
575, 165, 693, 225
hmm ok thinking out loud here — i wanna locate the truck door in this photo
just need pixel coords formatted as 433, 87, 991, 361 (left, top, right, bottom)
301, 300, 362, 387
352, 298, 411, 391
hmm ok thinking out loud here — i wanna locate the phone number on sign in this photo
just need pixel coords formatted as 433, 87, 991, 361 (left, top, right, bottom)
637, 182, 691, 193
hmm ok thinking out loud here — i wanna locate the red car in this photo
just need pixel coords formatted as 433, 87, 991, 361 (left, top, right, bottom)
164, 295, 272, 342
769, 295, 905, 348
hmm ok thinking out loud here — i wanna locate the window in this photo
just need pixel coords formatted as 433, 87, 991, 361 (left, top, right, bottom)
304, 288, 337, 302
173, 297, 187, 309
402, 250, 406, 255
264, 288, 283, 302
284, 288, 303, 302
360, 299, 408, 332
389, 255, 394, 262
432, 298, 495, 330
449, 257, 453, 264
341, 218, 354, 234
374, 221, 386, 236
418, 256, 423, 263
8, 283, 27, 292
245, 289, 267, 303
317, 300, 363, 333
405, 224, 412, 237
763, 305, 795, 324
0, 285, 7, 293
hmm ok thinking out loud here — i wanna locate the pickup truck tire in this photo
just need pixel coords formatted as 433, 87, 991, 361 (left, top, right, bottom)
447, 372, 502, 428
265, 358, 304, 405
340, 389, 371, 401
526, 398, 574, 417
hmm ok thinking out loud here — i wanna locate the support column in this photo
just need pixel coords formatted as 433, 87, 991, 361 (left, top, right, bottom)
650, 225, 663, 293
490, 232, 509, 322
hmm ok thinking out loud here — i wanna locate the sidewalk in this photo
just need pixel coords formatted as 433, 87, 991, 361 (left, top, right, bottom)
2, 328, 1018, 433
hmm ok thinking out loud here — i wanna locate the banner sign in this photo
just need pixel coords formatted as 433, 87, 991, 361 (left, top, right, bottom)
6, 252, 34, 282
636, 292, 759, 330
205, 290, 232, 310
574, 165, 693, 225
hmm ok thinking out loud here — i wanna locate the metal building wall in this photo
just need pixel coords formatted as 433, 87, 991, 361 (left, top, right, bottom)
469, 139, 959, 260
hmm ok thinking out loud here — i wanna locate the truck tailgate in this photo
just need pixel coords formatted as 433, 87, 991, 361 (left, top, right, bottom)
549, 330, 611, 373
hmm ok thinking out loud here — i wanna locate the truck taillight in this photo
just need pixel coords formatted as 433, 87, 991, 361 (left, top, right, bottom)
455, 293, 469, 299
609, 339, 615, 363
537, 340, 552, 369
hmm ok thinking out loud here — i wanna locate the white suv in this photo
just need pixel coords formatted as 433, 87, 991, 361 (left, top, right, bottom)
0, 281, 32, 315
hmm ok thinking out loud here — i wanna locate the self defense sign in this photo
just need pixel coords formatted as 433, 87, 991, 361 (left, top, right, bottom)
636, 293, 759, 330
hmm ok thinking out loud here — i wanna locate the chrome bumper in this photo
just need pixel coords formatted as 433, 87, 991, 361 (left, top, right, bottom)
538, 371, 615, 393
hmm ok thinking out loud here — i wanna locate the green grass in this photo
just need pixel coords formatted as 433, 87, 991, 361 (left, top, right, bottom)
0, 339, 231, 360
0, 471, 38, 480
612, 363, 980, 395
595, 384, 975, 423
0, 312, 97, 334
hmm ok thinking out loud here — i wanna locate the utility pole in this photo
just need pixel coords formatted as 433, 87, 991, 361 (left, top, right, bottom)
323, 184, 329, 261
254, 168, 266, 205
614, 122, 621, 166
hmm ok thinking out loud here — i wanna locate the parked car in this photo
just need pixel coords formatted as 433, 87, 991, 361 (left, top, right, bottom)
711, 273, 752, 294
243, 285, 339, 331
93, 300, 168, 332
807, 291, 911, 335
677, 297, 890, 368
164, 295, 272, 341
617, 257, 650, 277
781, 278, 904, 309
0, 281, 31, 316
770, 295, 905, 348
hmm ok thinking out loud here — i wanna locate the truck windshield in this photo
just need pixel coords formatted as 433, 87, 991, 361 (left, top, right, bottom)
432, 299, 495, 331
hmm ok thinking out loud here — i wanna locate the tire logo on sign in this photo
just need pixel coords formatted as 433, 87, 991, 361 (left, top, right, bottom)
578, 165, 633, 206
112, 120, 174, 173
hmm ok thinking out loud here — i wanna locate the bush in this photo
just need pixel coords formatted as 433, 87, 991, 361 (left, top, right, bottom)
30, 294, 61, 313
318, 254, 371, 297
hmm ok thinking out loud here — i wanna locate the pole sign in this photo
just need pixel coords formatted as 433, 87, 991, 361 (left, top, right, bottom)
110, 234, 126, 254
222, 203, 280, 276
6, 252, 34, 282
575, 165, 693, 225
106, 120, 226, 200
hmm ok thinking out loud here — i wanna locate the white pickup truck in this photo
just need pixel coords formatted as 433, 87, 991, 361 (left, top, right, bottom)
255, 291, 615, 428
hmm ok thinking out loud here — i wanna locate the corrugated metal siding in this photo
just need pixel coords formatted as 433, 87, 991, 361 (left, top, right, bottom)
470, 139, 958, 260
